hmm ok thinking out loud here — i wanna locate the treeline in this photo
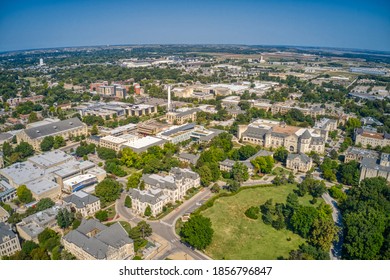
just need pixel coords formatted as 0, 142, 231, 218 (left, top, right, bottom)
340, 177, 390, 259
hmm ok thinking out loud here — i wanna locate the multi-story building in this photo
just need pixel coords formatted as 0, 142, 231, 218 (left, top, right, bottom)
97, 84, 127, 99
62, 219, 134, 260
99, 135, 130, 152
16, 205, 63, 242
17, 117, 88, 151
344, 147, 380, 163
0, 180, 16, 203
121, 136, 167, 154
0, 206, 10, 223
0, 222, 21, 257
100, 123, 137, 137
354, 128, 390, 148
178, 153, 200, 166
286, 153, 313, 173
78, 102, 157, 120
137, 120, 170, 136
166, 108, 199, 125
219, 159, 236, 173
313, 118, 338, 141
6, 95, 44, 108
271, 103, 325, 118
156, 123, 195, 144
128, 168, 200, 216
63, 191, 100, 217
239, 120, 325, 154
0, 150, 106, 199
90, 81, 109, 91
219, 150, 273, 176
360, 153, 390, 182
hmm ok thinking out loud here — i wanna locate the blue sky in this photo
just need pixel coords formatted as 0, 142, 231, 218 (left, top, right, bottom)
0, 0, 389, 52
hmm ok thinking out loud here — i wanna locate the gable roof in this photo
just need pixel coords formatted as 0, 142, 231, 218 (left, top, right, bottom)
63, 191, 100, 209
63, 219, 133, 259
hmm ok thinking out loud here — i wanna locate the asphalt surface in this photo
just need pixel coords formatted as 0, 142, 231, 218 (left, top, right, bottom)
115, 185, 213, 260
322, 192, 343, 260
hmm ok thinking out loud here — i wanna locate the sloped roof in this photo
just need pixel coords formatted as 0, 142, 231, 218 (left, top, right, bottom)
63, 219, 133, 260
63, 191, 100, 209
287, 153, 311, 164
24, 117, 86, 139
300, 130, 312, 139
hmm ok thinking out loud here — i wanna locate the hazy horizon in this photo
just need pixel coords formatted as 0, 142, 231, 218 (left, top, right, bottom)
1, 0, 389, 52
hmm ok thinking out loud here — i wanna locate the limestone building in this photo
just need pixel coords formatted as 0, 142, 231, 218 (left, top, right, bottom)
0, 222, 21, 257
17, 117, 88, 151
63, 191, 101, 217
354, 128, 390, 148
286, 153, 313, 173
360, 153, 390, 182
239, 119, 325, 154
62, 219, 134, 260
128, 168, 200, 216
166, 108, 199, 125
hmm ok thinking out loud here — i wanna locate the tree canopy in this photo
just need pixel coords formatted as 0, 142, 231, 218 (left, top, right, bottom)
95, 178, 122, 204
341, 177, 390, 259
180, 215, 214, 250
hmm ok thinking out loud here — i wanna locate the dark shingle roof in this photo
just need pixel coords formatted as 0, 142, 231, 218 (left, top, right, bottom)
287, 153, 311, 164
0, 222, 17, 242
161, 123, 195, 136
63, 191, 99, 209
243, 126, 269, 139
178, 153, 200, 165
300, 130, 312, 139
63, 219, 133, 259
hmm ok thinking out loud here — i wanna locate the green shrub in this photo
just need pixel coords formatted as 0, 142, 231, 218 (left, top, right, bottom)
244, 206, 260, 219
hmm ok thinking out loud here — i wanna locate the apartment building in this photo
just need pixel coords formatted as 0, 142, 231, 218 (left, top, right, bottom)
97, 84, 127, 99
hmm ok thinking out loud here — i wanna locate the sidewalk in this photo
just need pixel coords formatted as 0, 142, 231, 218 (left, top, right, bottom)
144, 233, 171, 260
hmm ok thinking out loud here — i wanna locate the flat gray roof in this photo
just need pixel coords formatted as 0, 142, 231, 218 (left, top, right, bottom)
28, 150, 73, 168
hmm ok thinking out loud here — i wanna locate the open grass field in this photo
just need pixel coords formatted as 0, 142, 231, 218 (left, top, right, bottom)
201, 184, 320, 260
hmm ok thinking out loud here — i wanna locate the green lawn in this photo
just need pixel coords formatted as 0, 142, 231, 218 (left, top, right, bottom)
201, 184, 320, 260
120, 166, 139, 175
106, 205, 117, 220
119, 221, 132, 234
271, 166, 291, 176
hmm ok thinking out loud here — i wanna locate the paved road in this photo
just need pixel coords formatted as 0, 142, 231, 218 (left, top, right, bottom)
302, 174, 344, 259
115, 186, 213, 260
322, 192, 343, 260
